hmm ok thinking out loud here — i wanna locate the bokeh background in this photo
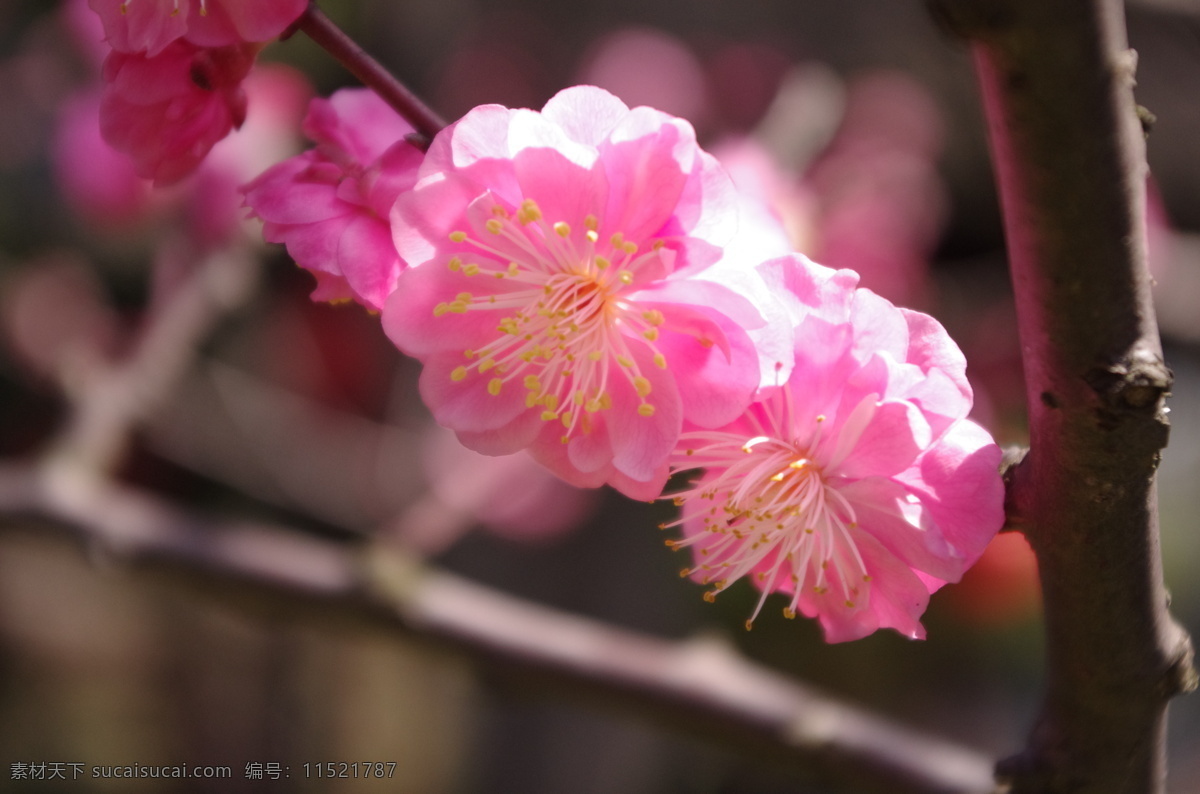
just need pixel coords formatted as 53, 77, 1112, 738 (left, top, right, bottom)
1, 0, 1198, 791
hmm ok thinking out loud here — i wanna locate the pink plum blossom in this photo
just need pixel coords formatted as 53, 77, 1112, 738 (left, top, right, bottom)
243, 89, 422, 309
384, 85, 779, 500
99, 39, 256, 185
89, 0, 306, 57
88, 0, 304, 185
187, 62, 311, 248
664, 254, 1004, 642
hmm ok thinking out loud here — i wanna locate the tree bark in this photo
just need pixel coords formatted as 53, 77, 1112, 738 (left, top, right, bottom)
927, 1, 1197, 790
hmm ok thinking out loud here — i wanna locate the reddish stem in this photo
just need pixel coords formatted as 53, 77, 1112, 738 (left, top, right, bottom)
293, 3, 446, 146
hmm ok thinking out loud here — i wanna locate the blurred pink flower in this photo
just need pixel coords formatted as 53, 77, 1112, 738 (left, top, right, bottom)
384, 86, 779, 500
89, 0, 306, 57
803, 72, 946, 307
99, 39, 256, 185
243, 88, 422, 309
717, 70, 946, 309
394, 425, 599, 555
577, 28, 708, 125
62, 0, 112, 68
665, 255, 1003, 642
53, 90, 155, 227
188, 62, 310, 248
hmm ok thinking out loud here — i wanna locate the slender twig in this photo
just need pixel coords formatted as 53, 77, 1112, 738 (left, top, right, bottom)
43, 246, 258, 478
927, 1, 1197, 791
294, 3, 446, 144
0, 461, 996, 794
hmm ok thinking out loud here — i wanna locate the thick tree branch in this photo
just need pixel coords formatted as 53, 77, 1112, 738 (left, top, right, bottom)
927, 1, 1197, 791
0, 461, 996, 794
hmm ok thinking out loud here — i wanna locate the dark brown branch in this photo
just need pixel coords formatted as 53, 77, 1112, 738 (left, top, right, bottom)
0, 462, 996, 794
294, 3, 446, 145
927, 1, 1197, 791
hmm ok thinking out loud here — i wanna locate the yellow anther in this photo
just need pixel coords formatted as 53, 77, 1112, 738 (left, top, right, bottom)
560, 435, 570, 444
554, 221, 571, 237
642, 310, 664, 326
449, 231, 467, 243
703, 591, 717, 603
783, 608, 797, 620
622, 241, 638, 254
643, 328, 659, 341
744, 620, 754, 632
456, 292, 472, 302
518, 199, 542, 224
491, 204, 510, 217
633, 376, 652, 397
560, 411, 574, 427
610, 232, 625, 248
844, 600, 856, 608
541, 410, 558, 421
478, 358, 496, 372
594, 255, 611, 270
617, 355, 634, 367
448, 302, 468, 314
638, 403, 656, 417
526, 393, 542, 408
586, 230, 599, 243
653, 353, 667, 369
485, 218, 503, 234
450, 366, 468, 382
652, 239, 666, 250
433, 303, 450, 317
447, 257, 462, 271
598, 393, 613, 410
816, 414, 826, 423
618, 270, 634, 285
789, 459, 809, 469
587, 350, 603, 361
487, 378, 503, 396
523, 375, 542, 390
463, 349, 476, 359
585, 398, 602, 413
573, 391, 585, 406
463, 264, 480, 276
679, 568, 691, 578
508, 262, 520, 276
584, 214, 599, 231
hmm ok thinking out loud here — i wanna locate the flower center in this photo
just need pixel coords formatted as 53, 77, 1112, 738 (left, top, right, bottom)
663, 391, 871, 628
432, 200, 672, 441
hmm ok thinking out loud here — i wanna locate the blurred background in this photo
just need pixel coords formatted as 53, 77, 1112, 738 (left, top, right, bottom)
0, 0, 1198, 791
